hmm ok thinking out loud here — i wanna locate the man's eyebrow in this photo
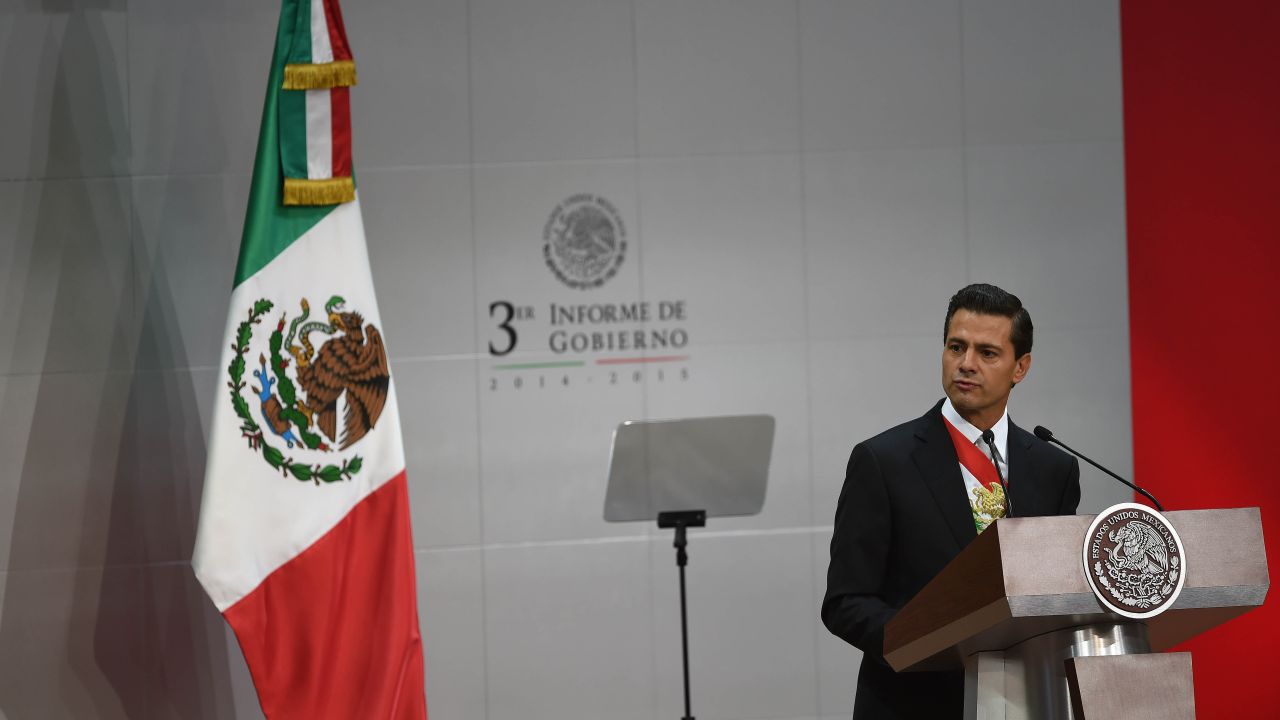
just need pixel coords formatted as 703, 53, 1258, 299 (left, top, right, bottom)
947, 337, 1004, 351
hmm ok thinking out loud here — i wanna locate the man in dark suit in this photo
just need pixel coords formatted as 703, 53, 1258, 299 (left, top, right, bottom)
822, 284, 1081, 719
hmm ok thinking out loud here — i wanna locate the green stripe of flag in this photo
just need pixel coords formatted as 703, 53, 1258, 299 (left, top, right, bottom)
287, 0, 314, 66
278, 0, 311, 181
234, 0, 331, 286
277, 81, 309, 182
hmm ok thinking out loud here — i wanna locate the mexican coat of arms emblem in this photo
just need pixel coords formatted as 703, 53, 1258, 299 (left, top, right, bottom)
227, 295, 390, 484
1082, 502, 1187, 619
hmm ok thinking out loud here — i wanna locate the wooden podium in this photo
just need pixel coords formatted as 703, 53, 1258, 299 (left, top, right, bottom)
883, 509, 1269, 719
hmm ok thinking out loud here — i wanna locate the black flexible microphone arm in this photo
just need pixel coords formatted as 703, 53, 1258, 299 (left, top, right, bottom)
1033, 425, 1164, 512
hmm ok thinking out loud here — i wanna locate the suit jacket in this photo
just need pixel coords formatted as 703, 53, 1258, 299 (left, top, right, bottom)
822, 400, 1080, 719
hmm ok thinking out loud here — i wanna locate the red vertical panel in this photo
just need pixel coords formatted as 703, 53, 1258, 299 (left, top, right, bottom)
1122, 1, 1280, 717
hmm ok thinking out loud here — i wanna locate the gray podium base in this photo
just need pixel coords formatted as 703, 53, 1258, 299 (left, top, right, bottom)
963, 623, 1151, 720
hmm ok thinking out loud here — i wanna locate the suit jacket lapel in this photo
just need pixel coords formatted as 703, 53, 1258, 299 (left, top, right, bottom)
911, 402, 976, 550
1007, 419, 1035, 513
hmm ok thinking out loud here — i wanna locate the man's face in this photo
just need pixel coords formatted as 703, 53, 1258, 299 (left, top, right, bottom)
941, 309, 1031, 428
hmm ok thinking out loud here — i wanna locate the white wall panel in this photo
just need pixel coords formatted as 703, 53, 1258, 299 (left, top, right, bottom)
0, 376, 23, 571
394, 359, 483, 549
418, 548, 487, 720
485, 541, 654, 720
965, 142, 1128, 332
132, 175, 244, 373
0, 565, 145, 718
800, 0, 963, 151
222, 624, 267, 720
362, 167, 477, 359
0, 179, 134, 376
126, 368, 216, 566
807, 335, 946, 524
636, 0, 800, 156
962, 0, 1123, 145
128, 0, 275, 176
0, 5, 130, 181
140, 564, 244, 719
638, 154, 806, 344
650, 532, 819, 720
0, 182, 32, 376
812, 529, 863, 718
344, 0, 471, 169
470, 0, 636, 163
0, 372, 132, 572
803, 147, 967, 340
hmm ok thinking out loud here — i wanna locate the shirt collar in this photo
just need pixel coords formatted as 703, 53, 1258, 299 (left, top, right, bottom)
941, 398, 1008, 457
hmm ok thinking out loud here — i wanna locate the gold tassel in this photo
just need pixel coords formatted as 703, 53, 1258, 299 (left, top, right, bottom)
283, 177, 356, 206
282, 60, 358, 90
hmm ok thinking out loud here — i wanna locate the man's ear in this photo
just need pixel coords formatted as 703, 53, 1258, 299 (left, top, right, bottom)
1012, 353, 1031, 386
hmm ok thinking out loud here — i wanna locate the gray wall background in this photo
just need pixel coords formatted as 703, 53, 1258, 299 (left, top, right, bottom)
0, 1, 1131, 718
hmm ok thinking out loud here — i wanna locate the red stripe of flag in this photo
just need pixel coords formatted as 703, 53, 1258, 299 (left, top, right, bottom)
224, 472, 426, 719
323, 0, 353, 62
330, 86, 352, 177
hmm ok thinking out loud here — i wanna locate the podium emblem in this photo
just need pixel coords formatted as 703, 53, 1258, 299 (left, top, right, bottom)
1082, 503, 1187, 619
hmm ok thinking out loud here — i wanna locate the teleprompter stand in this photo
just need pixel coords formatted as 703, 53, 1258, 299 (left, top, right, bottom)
604, 415, 775, 720
659, 509, 705, 720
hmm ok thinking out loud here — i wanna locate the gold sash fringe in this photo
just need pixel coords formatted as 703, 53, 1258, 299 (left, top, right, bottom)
283, 177, 355, 206
282, 60, 358, 90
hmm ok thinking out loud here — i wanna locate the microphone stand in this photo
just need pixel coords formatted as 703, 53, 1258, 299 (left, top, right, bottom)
1035, 426, 1164, 511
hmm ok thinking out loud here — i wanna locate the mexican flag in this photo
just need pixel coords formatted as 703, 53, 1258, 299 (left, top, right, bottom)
192, 1, 426, 717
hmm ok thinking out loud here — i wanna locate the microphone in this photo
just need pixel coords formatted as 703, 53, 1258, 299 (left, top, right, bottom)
1033, 425, 1164, 512
980, 429, 1013, 517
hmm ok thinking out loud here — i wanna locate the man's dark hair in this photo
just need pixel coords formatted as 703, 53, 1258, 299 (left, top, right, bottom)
944, 283, 1033, 358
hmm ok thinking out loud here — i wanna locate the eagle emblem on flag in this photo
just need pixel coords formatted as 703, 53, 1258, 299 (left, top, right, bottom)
227, 295, 390, 484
